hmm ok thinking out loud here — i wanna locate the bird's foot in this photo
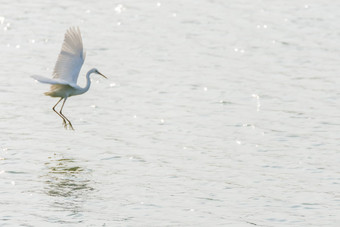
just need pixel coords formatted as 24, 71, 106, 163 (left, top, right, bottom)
62, 120, 74, 130
67, 122, 74, 131
62, 120, 68, 129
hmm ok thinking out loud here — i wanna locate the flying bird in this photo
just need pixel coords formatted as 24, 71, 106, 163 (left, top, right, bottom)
32, 27, 107, 130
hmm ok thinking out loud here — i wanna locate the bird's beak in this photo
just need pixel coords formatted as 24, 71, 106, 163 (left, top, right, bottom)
98, 72, 107, 79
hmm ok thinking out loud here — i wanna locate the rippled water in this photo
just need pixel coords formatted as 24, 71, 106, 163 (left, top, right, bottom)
1, 0, 339, 226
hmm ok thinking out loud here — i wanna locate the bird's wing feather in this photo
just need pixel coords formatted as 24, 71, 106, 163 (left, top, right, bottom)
52, 27, 86, 84
32, 75, 78, 87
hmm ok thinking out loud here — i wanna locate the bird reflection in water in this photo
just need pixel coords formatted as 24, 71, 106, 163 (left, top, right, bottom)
43, 154, 93, 217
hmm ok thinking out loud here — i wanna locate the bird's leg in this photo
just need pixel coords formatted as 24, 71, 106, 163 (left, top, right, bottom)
59, 98, 74, 130
53, 98, 67, 128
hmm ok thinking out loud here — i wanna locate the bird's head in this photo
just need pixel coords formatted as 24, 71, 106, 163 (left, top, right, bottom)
92, 68, 107, 79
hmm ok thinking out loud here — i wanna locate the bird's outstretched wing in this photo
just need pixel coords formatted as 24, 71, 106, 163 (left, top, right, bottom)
52, 27, 86, 85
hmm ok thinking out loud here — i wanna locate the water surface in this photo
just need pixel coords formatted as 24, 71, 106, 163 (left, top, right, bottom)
0, 0, 339, 226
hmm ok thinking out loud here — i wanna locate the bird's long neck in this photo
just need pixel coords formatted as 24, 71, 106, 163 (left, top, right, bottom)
79, 70, 93, 95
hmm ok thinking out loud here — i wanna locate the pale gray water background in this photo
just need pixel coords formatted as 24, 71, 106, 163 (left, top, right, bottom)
0, 0, 339, 226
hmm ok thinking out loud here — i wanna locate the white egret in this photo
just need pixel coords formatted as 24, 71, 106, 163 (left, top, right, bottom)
32, 27, 107, 130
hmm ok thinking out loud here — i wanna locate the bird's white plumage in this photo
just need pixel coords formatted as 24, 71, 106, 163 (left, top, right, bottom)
32, 26, 106, 130
52, 27, 86, 85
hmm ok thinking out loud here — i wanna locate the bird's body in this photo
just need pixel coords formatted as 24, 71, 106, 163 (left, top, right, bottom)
32, 27, 106, 130
45, 84, 82, 98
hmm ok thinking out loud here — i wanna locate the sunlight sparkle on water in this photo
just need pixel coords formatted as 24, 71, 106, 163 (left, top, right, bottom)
243, 123, 255, 129
256, 24, 268, 29
252, 94, 261, 112
115, 4, 126, 14
234, 48, 245, 54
